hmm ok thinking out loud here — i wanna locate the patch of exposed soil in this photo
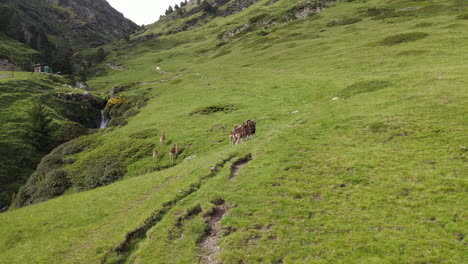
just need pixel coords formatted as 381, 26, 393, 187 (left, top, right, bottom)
199, 200, 229, 264
229, 154, 252, 179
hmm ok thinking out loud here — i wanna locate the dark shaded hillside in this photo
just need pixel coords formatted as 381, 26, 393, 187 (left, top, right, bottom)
0, 0, 138, 71
0, 74, 105, 210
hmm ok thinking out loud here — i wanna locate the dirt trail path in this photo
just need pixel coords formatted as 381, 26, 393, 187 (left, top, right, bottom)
199, 201, 229, 264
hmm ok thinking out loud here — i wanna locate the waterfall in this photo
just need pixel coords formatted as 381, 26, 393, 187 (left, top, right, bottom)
99, 110, 109, 129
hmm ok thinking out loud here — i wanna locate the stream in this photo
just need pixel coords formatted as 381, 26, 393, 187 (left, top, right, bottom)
99, 110, 109, 129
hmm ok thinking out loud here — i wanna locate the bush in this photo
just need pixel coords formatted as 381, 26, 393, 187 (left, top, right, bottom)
107, 117, 128, 127
83, 161, 125, 189
43, 169, 70, 196
379, 32, 428, 46
52, 121, 88, 145
122, 109, 140, 119
27, 102, 52, 152
36, 154, 63, 173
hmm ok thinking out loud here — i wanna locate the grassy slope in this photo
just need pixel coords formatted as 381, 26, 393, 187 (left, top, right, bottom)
1, 0, 467, 263
0, 33, 39, 67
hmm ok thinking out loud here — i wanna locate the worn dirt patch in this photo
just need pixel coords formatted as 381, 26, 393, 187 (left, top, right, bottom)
229, 154, 252, 179
199, 200, 229, 264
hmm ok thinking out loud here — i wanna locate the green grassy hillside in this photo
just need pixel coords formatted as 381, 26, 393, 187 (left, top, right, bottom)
0, 0, 467, 263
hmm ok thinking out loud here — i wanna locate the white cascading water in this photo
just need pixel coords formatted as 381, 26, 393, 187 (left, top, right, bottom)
99, 110, 109, 129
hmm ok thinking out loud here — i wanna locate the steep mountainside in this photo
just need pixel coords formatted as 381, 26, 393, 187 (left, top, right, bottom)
0, 0, 467, 263
0, 0, 138, 71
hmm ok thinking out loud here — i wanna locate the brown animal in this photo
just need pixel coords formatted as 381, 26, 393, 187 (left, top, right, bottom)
169, 144, 179, 164
230, 119, 256, 145
160, 131, 166, 146
152, 148, 158, 163
229, 125, 243, 145
245, 119, 256, 140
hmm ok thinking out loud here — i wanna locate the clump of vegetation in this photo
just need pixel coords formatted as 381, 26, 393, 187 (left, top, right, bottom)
12, 153, 69, 207
369, 121, 388, 133
326, 17, 361, 27
107, 117, 128, 127
103, 95, 148, 127
26, 102, 52, 152
51, 121, 89, 145
456, 14, 468, 20
378, 32, 429, 46
367, 7, 401, 20
190, 104, 236, 115
339, 81, 391, 98
69, 140, 153, 190
367, 7, 394, 17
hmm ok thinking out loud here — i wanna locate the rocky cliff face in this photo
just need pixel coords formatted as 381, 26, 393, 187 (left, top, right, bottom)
0, 0, 137, 71
0, 0, 137, 47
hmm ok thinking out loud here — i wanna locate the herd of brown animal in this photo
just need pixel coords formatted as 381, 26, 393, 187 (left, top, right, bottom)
152, 131, 180, 164
152, 119, 256, 164
229, 119, 256, 145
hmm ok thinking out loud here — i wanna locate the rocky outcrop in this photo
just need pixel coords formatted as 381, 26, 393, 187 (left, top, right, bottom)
0, 0, 137, 48
0, 0, 138, 72
218, 0, 261, 17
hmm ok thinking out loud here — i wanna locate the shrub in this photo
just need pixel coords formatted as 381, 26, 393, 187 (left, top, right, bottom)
43, 169, 70, 196
107, 117, 128, 127
379, 32, 428, 46
52, 121, 88, 145
70, 139, 152, 190
106, 98, 125, 108
27, 102, 52, 152
122, 109, 139, 119
83, 162, 125, 189
36, 154, 63, 173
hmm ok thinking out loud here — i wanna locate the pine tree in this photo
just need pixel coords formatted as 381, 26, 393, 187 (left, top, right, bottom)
27, 102, 52, 152
165, 6, 174, 15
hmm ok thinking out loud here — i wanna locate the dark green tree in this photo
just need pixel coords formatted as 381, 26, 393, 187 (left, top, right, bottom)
27, 102, 52, 152
201, 1, 216, 15
165, 6, 174, 15
95, 47, 107, 63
